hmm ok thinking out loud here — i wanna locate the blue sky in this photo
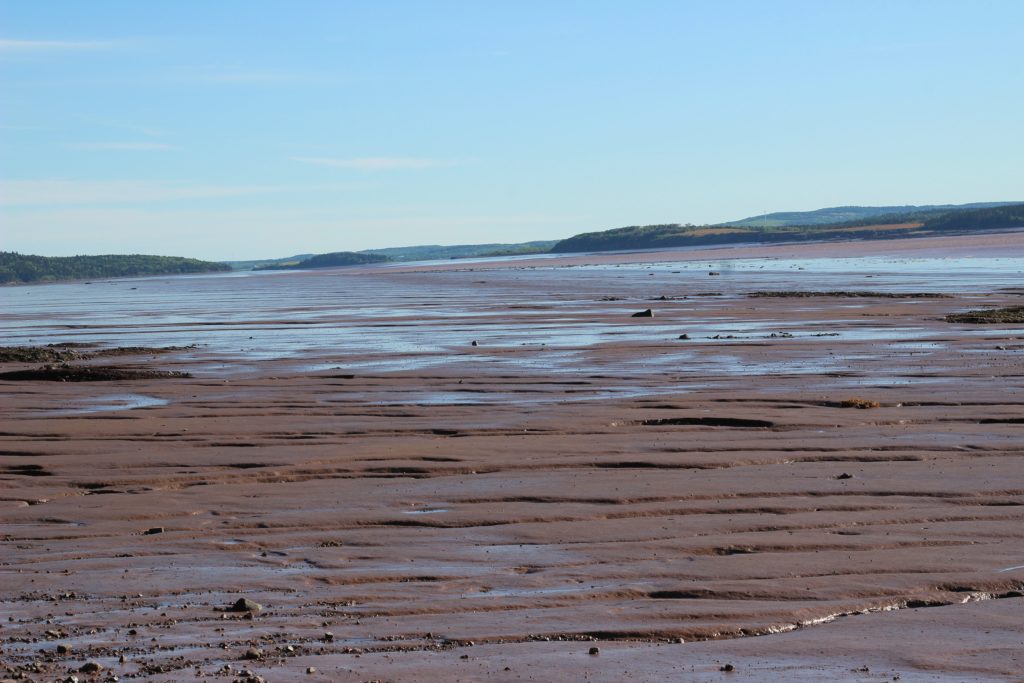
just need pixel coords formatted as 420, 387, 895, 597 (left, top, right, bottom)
2, 1, 1022, 260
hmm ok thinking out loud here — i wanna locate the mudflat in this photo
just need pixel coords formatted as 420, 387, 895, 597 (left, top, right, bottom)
2, 233, 1023, 682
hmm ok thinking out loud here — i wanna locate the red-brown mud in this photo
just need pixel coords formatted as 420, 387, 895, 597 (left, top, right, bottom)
1, 234, 1023, 681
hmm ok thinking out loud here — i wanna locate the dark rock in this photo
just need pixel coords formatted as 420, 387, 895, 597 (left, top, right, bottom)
79, 661, 103, 673
144, 527, 164, 535
56, 644, 71, 654
243, 647, 263, 660
589, 646, 600, 655
709, 271, 721, 276
228, 598, 262, 613
631, 309, 654, 318
836, 472, 854, 480
678, 334, 689, 340
720, 663, 735, 672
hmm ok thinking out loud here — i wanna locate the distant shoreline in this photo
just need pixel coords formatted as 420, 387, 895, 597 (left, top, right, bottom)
5, 227, 1022, 287
349, 227, 1024, 274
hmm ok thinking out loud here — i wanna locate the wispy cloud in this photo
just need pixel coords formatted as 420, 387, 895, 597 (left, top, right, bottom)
0, 38, 117, 53
0, 180, 302, 206
82, 118, 171, 138
292, 156, 452, 170
68, 142, 177, 152
188, 67, 327, 85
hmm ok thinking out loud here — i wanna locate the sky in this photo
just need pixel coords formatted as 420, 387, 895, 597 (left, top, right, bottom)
2, 0, 1023, 260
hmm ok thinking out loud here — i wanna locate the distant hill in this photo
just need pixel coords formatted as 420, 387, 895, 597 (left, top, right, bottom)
0, 252, 231, 285
551, 202, 1024, 253
723, 202, 1019, 228
254, 251, 390, 270
225, 254, 314, 270
232, 241, 557, 271
359, 240, 557, 261
228, 202, 1023, 266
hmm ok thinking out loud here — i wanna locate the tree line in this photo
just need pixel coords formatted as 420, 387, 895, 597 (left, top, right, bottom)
0, 252, 231, 284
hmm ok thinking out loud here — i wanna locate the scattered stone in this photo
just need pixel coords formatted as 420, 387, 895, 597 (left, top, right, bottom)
79, 661, 103, 674
839, 397, 881, 409
709, 271, 720, 276
750, 291, 951, 299
228, 598, 262, 613
56, 643, 72, 654
0, 366, 191, 382
945, 306, 1024, 324
588, 646, 600, 655
836, 473, 854, 480
143, 527, 164, 535
306, 667, 317, 674
720, 663, 735, 672
0, 346, 84, 363
243, 647, 263, 660
631, 308, 654, 318
323, 631, 334, 642
678, 333, 689, 340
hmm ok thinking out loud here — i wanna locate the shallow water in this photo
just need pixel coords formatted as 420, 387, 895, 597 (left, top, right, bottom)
3, 253, 1019, 378
47, 393, 168, 415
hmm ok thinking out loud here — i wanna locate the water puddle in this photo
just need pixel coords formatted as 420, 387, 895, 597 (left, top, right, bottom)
49, 394, 168, 415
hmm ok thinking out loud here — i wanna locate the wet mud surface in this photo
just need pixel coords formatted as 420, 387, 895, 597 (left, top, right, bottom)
1, 234, 1023, 681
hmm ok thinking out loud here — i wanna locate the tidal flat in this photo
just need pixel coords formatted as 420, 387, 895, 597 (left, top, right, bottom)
1, 232, 1023, 681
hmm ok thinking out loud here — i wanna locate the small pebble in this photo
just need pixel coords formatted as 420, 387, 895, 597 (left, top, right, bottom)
589, 646, 600, 655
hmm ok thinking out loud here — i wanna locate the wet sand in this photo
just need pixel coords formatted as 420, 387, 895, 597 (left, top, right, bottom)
2, 233, 1023, 681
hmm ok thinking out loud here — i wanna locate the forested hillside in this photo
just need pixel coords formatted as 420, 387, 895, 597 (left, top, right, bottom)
0, 252, 231, 284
